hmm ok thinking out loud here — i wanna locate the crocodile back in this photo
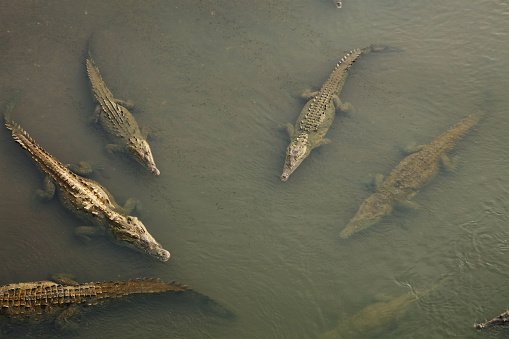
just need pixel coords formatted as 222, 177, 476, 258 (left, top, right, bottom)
0, 279, 188, 318
299, 49, 362, 132
382, 112, 484, 194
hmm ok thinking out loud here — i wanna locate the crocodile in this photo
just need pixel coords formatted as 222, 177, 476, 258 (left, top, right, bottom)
86, 49, 160, 176
320, 285, 436, 338
0, 275, 188, 327
3, 98, 170, 261
476, 309, 509, 329
281, 45, 380, 181
340, 112, 484, 239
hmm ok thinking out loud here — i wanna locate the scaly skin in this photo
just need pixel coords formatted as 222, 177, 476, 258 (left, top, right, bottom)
476, 309, 509, 329
341, 112, 484, 239
0, 276, 188, 325
281, 45, 379, 181
320, 286, 435, 338
4, 105, 170, 261
86, 50, 160, 176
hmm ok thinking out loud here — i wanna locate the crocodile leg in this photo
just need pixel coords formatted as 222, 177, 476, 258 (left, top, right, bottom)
54, 305, 81, 330
105, 143, 125, 154
140, 127, 150, 139
119, 198, 141, 215
75, 226, 104, 241
36, 176, 56, 201
441, 154, 458, 171
66, 161, 93, 176
92, 105, 101, 123
286, 123, 294, 137
51, 273, 79, 285
399, 200, 420, 210
301, 90, 319, 100
315, 138, 332, 147
374, 174, 385, 190
332, 95, 353, 112
397, 191, 419, 209
114, 99, 134, 109
403, 142, 425, 154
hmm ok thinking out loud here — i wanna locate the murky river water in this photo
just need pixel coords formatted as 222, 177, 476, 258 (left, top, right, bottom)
0, 0, 508, 338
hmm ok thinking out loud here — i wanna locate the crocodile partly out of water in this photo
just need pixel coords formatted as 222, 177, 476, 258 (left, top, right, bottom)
281, 45, 381, 181
3, 98, 170, 261
476, 309, 509, 329
340, 112, 484, 239
320, 285, 436, 338
86, 49, 160, 176
0, 275, 188, 327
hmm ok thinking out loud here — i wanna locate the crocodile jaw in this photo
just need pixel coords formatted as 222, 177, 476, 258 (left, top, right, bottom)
340, 193, 394, 239
111, 215, 170, 261
281, 134, 310, 181
128, 137, 160, 176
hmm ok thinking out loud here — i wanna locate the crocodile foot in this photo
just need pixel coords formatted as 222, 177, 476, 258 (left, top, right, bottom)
121, 198, 142, 215
66, 161, 93, 176
35, 176, 56, 201
51, 273, 79, 285
441, 154, 458, 171
403, 142, 424, 154
75, 226, 103, 242
301, 90, 319, 100
115, 99, 134, 109
54, 306, 81, 330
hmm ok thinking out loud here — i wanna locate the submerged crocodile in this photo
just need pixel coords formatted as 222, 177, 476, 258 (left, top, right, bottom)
0, 275, 188, 327
86, 49, 160, 175
281, 45, 381, 181
340, 112, 484, 239
320, 285, 436, 338
3, 98, 170, 261
476, 309, 509, 329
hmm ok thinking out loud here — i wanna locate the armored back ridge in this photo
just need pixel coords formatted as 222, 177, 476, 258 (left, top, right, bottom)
0, 278, 188, 319
86, 49, 160, 176
341, 112, 484, 239
281, 46, 380, 181
4, 99, 170, 261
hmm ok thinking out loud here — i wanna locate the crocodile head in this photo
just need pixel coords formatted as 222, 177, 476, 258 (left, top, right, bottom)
111, 214, 170, 261
281, 133, 310, 181
340, 193, 394, 239
128, 136, 160, 176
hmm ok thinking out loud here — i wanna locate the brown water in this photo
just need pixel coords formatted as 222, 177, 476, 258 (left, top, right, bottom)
0, 0, 508, 338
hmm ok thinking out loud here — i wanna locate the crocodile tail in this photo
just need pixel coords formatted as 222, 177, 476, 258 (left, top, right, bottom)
4, 118, 64, 178
333, 48, 362, 73
5, 119, 38, 153
90, 278, 189, 300
459, 111, 485, 130
447, 111, 484, 141
313, 48, 363, 96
